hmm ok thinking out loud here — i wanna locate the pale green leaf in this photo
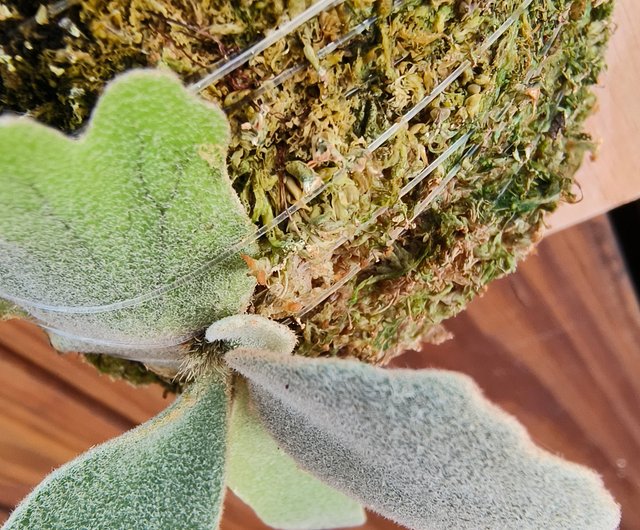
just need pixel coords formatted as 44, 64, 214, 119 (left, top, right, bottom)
4, 370, 230, 530
0, 70, 256, 361
206, 314, 297, 355
227, 350, 621, 530
209, 315, 365, 528
228, 379, 366, 530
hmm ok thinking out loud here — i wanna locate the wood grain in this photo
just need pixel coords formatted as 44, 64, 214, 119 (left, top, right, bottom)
551, 0, 640, 231
0, 322, 172, 514
0, 215, 637, 529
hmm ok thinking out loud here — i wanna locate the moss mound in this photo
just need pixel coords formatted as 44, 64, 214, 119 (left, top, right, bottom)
0, 0, 613, 376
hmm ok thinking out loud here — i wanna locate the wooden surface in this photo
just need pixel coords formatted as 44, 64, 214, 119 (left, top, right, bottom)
551, 0, 640, 231
0, 214, 638, 529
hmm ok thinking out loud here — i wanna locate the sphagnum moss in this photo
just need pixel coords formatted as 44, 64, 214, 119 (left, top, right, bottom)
0, 0, 613, 377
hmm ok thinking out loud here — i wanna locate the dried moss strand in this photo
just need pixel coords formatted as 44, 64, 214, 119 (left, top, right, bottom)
296, 265, 361, 319
399, 131, 474, 198
225, 0, 407, 112
367, 0, 534, 153
295, 143, 476, 319
410, 145, 481, 222
328, 130, 473, 253
523, 23, 565, 85
190, 0, 345, 93
477, 0, 535, 54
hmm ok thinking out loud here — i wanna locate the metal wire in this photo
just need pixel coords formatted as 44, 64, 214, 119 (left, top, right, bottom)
189, 0, 345, 93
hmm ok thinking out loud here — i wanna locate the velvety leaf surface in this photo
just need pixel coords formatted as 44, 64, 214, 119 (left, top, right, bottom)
3, 370, 229, 530
227, 349, 621, 530
210, 316, 366, 528
206, 314, 297, 355
0, 70, 256, 360
228, 379, 366, 530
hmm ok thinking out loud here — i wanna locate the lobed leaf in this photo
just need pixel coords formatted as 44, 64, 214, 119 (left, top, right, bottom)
3, 370, 230, 530
0, 70, 256, 361
227, 349, 621, 530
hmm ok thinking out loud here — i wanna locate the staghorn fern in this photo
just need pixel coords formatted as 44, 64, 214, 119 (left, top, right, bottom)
211, 315, 367, 529
227, 378, 366, 529
3, 312, 620, 530
0, 70, 621, 529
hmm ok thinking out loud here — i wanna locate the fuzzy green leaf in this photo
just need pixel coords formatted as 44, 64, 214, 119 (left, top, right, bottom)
4, 369, 230, 530
227, 350, 621, 530
209, 315, 365, 528
206, 314, 297, 355
228, 379, 366, 530
0, 70, 256, 361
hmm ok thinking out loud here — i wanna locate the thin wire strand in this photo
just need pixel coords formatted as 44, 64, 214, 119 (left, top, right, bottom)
293, 144, 479, 319
366, 0, 535, 153
38, 321, 191, 353
410, 144, 480, 222
366, 62, 470, 153
328, 130, 473, 252
296, 265, 361, 318
224, 0, 406, 110
189, 0, 345, 93
523, 18, 565, 85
